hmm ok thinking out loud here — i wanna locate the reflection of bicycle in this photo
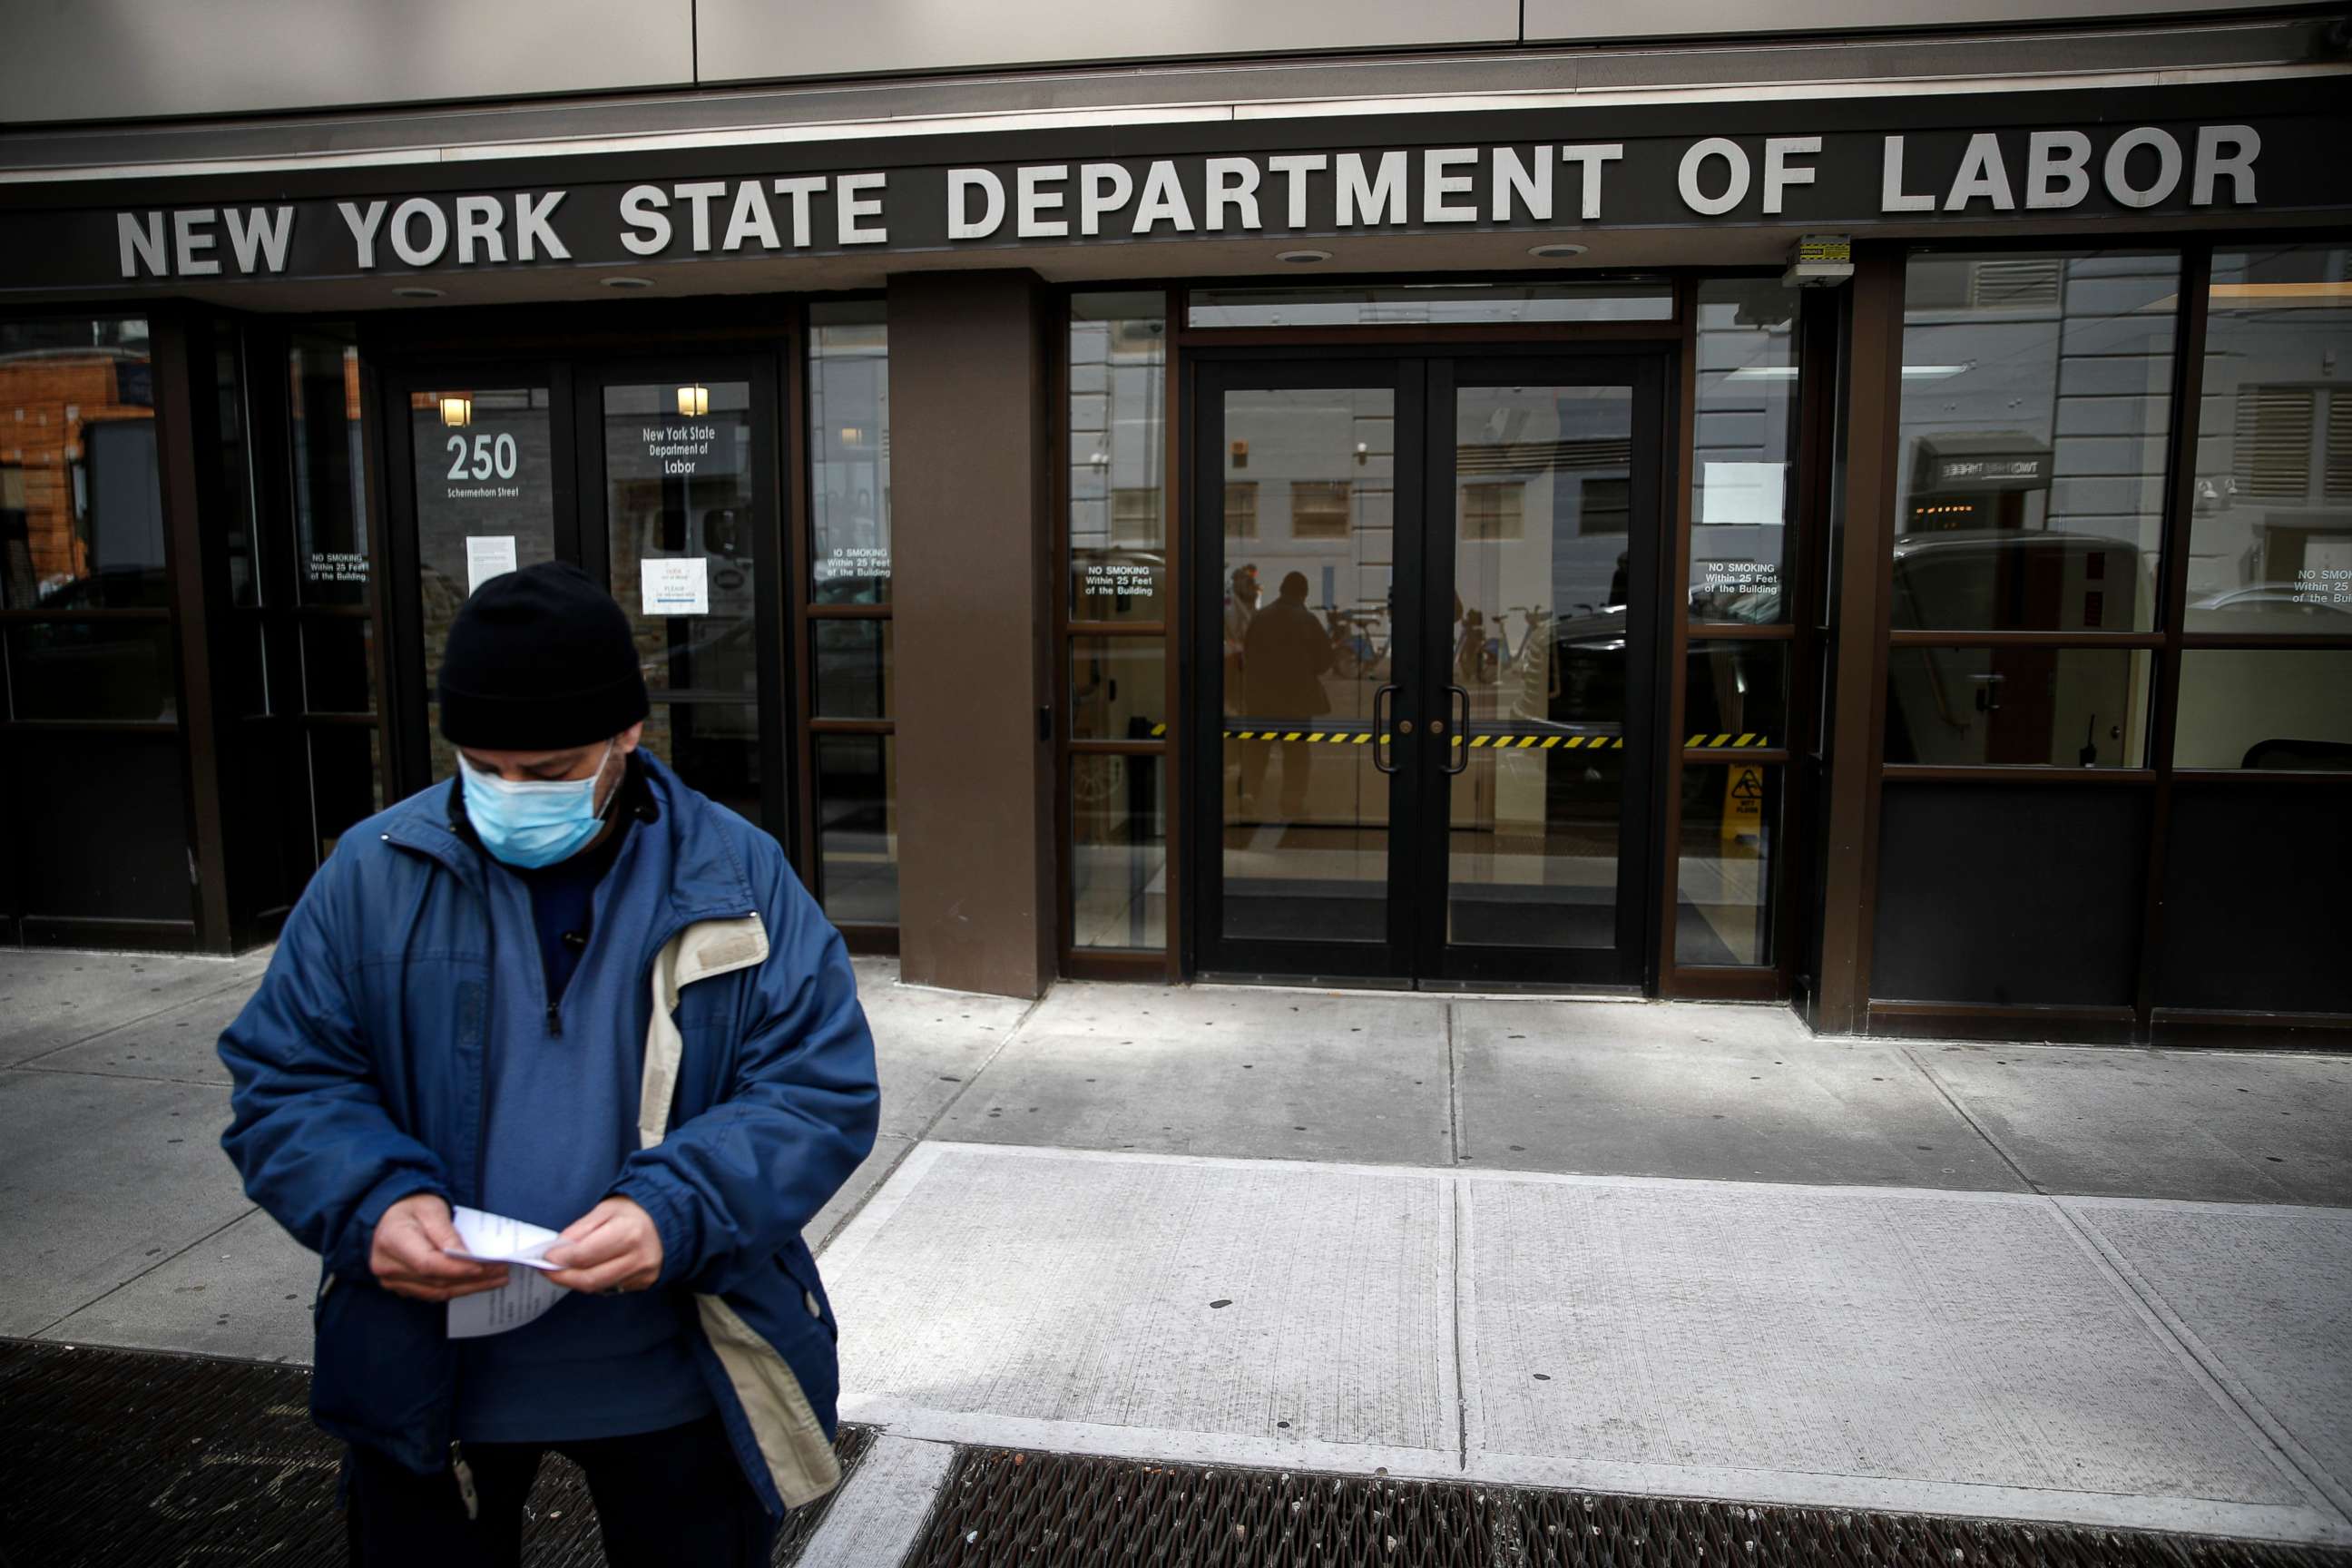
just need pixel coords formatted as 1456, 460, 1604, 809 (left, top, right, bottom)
1455, 612, 1497, 686
1328, 603, 1392, 680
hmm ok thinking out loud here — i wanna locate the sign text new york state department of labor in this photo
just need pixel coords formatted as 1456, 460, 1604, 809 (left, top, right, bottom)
64, 119, 2333, 287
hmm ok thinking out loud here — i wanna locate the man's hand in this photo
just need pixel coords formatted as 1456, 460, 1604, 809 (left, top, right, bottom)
370, 1193, 509, 1302
544, 1197, 663, 1296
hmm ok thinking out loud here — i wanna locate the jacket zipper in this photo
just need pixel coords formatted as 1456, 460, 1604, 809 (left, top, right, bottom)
451, 867, 495, 1516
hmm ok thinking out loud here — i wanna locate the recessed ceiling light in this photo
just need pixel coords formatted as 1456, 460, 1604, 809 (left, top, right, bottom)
392, 285, 443, 299
1274, 249, 1331, 265
602, 276, 655, 289
1527, 243, 1588, 260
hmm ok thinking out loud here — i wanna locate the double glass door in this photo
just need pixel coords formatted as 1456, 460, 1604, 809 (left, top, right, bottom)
383, 354, 789, 832
1193, 354, 1667, 987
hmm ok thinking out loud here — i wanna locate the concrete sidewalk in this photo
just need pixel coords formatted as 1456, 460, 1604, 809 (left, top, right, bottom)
2, 948, 2347, 1553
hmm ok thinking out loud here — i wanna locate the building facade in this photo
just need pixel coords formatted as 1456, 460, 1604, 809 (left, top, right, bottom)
3, 2, 2347, 1045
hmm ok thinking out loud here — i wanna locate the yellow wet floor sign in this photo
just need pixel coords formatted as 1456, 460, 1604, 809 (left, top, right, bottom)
1723, 763, 1765, 848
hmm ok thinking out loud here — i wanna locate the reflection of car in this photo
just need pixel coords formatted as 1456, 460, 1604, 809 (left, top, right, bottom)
1509, 606, 1779, 746
36, 564, 169, 610
2189, 585, 2352, 624
24, 568, 175, 720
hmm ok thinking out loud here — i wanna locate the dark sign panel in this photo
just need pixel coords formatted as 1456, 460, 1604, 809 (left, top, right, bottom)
3, 96, 2347, 294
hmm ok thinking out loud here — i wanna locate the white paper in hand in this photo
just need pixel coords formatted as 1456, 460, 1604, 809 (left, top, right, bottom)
445, 1205, 569, 1339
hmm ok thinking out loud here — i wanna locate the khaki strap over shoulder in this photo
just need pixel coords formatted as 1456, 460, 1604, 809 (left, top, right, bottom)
639, 914, 769, 1151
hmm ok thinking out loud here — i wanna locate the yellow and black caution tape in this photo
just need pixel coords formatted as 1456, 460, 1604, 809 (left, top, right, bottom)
1220, 728, 1625, 750
1214, 728, 1774, 750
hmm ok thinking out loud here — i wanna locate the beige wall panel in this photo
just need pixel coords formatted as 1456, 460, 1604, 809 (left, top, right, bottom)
0, 0, 693, 124
697, 0, 1518, 83
1524, 0, 2287, 41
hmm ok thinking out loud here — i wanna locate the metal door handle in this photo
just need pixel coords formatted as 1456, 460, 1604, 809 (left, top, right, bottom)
1444, 685, 1470, 774
1372, 682, 1398, 774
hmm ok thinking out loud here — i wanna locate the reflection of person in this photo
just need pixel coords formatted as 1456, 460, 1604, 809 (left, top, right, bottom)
1608, 551, 1629, 610
1221, 565, 1260, 716
219, 563, 879, 1567
1241, 571, 1335, 819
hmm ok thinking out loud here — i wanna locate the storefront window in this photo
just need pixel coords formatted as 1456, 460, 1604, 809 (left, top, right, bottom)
806, 300, 897, 928
1070, 637, 1165, 741
1069, 292, 1166, 622
1, 317, 162, 612
2174, 649, 2352, 770
815, 733, 897, 926
1893, 250, 2179, 632
813, 618, 894, 720
1072, 754, 1166, 951
0, 313, 193, 937
289, 336, 368, 610
2185, 244, 2352, 631
1886, 646, 2151, 768
1065, 292, 1171, 956
808, 302, 891, 604
1691, 280, 1801, 623
1671, 282, 1803, 973
1676, 761, 1779, 966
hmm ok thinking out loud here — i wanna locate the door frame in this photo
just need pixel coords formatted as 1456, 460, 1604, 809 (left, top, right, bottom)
376, 348, 798, 848
1181, 342, 1678, 992
572, 352, 794, 838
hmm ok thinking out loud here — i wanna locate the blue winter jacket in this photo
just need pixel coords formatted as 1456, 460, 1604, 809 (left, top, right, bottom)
218, 753, 880, 1514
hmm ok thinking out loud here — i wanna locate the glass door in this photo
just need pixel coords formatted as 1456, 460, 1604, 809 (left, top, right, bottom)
387, 364, 573, 784
1414, 357, 1665, 987
576, 357, 789, 834
1192, 360, 1426, 980
381, 353, 791, 840
1191, 352, 1665, 988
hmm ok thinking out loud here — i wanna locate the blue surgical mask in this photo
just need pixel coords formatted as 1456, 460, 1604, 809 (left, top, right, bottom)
459, 741, 615, 868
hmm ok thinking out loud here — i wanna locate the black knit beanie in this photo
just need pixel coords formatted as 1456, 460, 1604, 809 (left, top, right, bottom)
438, 561, 650, 750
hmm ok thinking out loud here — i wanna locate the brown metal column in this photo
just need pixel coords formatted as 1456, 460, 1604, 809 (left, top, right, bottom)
1810, 249, 1905, 1034
151, 309, 235, 954
887, 270, 1058, 996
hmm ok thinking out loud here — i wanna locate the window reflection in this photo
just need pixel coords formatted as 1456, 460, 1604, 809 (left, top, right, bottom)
1691, 280, 1801, 623
1069, 293, 1166, 622
1895, 251, 2179, 632
809, 303, 890, 604
1072, 754, 1166, 951
816, 734, 897, 925
2174, 650, 2352, 770
2187, 245, 2352, 632
1677, 762, 1778, 966
1, 318, 162, 611
410, 384, 555, 781
1886, 646, 2151, 768
289, 335, 368, 610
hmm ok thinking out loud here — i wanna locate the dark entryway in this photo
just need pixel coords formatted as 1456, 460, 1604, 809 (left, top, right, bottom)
1189, 350, 1671, 989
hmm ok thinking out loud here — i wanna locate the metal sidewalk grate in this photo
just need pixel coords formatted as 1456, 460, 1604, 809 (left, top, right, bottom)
903, 1447, 2352, 1568
0, 1338, 868, 1567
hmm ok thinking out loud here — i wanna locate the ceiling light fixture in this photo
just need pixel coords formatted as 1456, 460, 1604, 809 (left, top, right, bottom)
1274, 249, 1331, 265
676, 384, 710, 417
393, 286, 443, 299
603, 276, 654, 290
1527, 243, 1588, 260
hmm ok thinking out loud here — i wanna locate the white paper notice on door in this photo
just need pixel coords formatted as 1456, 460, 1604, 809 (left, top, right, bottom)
1700, 462, 1788, 526
642, 556, 710, 616
444, 1205, 569, 1339
466, 535, 518, 595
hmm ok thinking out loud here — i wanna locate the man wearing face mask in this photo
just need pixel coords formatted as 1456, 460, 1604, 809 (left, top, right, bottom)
219, 561, 878, 1567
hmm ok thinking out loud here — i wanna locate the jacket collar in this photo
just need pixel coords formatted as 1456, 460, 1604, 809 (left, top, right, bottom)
382, 751, 757, 928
